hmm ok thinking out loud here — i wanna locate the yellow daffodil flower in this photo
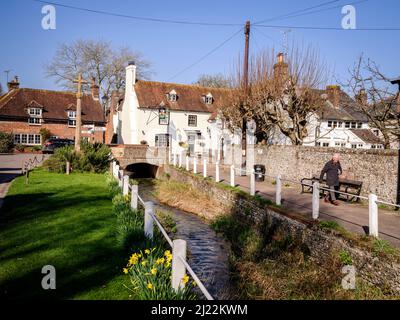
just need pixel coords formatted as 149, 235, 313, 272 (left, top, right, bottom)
123, 268, 129, 274
147, 283, 153, 290
182, 274, 189, 285
151, 267, 157, 275
145, 249, 150, 255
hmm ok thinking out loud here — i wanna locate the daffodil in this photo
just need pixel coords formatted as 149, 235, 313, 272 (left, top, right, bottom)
145, 249, 150, 255
147, 283, 153, 290
156, 257, 165, 265
151, 267, 157, 275
165, 261, 171, 268
123, 268, 129, 274
128, 254, 139, 266
192, 280, 197, 287
182, 274, 189, 285
141, 260, 147, 266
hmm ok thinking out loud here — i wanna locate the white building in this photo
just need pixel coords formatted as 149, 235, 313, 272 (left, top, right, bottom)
108, 62, 234, 159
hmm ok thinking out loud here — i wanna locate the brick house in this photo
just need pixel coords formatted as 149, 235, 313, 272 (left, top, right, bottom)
0, 77, 106, 146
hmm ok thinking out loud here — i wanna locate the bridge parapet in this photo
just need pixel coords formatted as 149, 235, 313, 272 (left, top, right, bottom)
109, 144, 169, 169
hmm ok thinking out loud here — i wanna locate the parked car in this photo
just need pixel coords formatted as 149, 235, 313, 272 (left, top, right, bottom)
42, 138, 75, 154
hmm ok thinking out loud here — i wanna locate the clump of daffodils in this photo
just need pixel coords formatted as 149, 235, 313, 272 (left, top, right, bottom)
123, 247, 196, 300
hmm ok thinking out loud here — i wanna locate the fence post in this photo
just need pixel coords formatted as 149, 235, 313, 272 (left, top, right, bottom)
250, 168, 255, 196
144, 201, 154, 239
186, 155, 189, 171
368, 193, 379, 237
123, 175, 129, 196
203, 158, 207, 178
131, 184, 138, 210
173, 154, 177, 166
172, 239, 187, 291
193, 157, 197, 174
118, 170, 124, 188
115, 164, 120, 178
312, 181, 320, 220
230, 165, 235, 187
215, 161, 220, 183
276, 175, 282, 206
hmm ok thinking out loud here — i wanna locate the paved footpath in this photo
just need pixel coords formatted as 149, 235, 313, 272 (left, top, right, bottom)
189, 162, 400, 247
0, 154, 47, 208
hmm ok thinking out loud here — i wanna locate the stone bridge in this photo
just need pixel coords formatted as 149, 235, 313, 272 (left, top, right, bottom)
109, 144, 169, 178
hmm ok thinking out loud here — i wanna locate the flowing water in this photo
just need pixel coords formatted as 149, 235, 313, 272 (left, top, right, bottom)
139, 182, 232, 300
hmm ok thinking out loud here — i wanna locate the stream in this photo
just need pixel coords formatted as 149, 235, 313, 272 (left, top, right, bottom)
139, 181, 232, 300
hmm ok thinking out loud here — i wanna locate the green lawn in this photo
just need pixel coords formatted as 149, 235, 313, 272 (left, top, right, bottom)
0, 169, 131, 300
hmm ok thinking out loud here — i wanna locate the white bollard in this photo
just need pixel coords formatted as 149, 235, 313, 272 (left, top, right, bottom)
250, 168, 255, 196
215, 161, 220, 183
144, 201, 154, 239
115, 164, 120, 179
312, 181, 320, 220
131, 184, 138, 211
368, 193, 379, 237
123, 175, 129, 196
230, 165, 235, 187
186, 155, 189, 171
173, 154, 177, 166
276, 175, 282, 206
172, 239, 187, 291
203, 158, 207, 178
178, 154, 182, 168
193, 157, 197, 174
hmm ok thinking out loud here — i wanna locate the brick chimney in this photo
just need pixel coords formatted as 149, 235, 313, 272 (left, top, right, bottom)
7, 76, 20, 91
273, 53, 289, 82
125, 61, 137, 93
326, 85, 341, 108
356, 88, 367, 105
90, 77, 100, 101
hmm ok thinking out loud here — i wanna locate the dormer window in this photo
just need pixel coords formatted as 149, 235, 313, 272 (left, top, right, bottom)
203, 93, 213, 105
28, 107, 42, 125
167, 90, 177, 102
67, 110, 77, 127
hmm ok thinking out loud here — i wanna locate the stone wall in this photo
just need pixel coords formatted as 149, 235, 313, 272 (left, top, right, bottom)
163, 165, 400, 294
255, 145, 399, 202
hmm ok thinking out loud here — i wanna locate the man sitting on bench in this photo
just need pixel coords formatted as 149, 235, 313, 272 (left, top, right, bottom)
319, 153, 343, 206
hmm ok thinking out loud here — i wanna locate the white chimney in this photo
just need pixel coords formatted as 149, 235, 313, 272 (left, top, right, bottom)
125, 61, 137, 91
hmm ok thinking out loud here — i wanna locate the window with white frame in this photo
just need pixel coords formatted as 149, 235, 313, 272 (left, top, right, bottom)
68, 110, 77, 127
188, 115, 197, 127
203, 93, 213, 105
14, 133, 41, 145
345, 122, 350, 128
28, 117, 41, 125
322, 142, 330, 147
167, 90, 177, 102
357, 122, 362, 129
29, 108, 42, 116
373, 129, 380, 136
155, 134, 170, 147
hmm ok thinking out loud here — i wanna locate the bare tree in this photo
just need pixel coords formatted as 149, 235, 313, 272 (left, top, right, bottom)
45, 39, 153, 98
193, 73, 230, 88
220, 45, 327, 145
345, 56, 399, 149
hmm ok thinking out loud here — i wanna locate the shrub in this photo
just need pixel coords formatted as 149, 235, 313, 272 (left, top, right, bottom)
79, 140, 111, 173
15, 144, 25, 152
339, 250, 353, 265
0, 132, 14, 153
39, 128, 52, 144
42, 156, 65, 173
124, 248, 196, 300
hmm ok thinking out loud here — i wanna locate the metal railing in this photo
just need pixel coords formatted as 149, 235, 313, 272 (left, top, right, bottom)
112, 161, 213, 300
169, 153, 400, 240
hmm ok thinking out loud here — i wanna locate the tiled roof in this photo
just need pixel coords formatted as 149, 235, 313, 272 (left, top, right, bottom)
0, 88, 105, 123
315, 90, 368, 122
134, 80, 231, 114
350, 129, 383, 144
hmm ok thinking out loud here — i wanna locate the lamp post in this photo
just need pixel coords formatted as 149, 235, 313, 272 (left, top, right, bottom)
390, 77, 400, 207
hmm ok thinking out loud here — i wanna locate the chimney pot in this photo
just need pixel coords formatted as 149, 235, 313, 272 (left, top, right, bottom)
326, 85, 341, 108
90, 77, 100, 101
7, 76, 20, 91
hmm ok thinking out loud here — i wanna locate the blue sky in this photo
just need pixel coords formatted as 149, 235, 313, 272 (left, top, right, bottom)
0, 0, 399, 92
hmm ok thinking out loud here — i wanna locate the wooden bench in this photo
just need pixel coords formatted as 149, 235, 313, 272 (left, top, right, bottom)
301, 175, 363, 202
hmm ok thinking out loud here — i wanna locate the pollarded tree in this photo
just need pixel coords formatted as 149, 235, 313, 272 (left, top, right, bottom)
193, 73, 231, 88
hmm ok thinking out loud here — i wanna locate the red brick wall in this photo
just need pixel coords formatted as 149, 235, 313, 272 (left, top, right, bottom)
0, 120, 105, 143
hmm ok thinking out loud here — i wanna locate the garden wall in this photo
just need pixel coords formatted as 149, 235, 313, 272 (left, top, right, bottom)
254, 145, 399, 203
163, 165, 400, 294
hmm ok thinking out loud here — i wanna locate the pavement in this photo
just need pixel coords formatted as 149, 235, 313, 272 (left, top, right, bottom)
190, 162, 400, 247
0, 154, 47, 208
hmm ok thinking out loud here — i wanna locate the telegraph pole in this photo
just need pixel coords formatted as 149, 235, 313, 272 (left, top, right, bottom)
73, 73, 88, 152
243, 21, 250, 91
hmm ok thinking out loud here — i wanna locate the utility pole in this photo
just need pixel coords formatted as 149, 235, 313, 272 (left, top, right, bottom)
243, 21, 250, 91
73, 73, 88, 152
242, 21, 251, 174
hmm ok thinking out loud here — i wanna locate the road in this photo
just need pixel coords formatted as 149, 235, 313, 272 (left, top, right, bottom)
0, 154, 47, 208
